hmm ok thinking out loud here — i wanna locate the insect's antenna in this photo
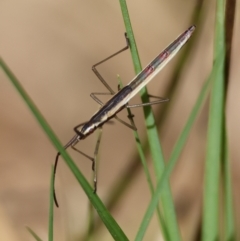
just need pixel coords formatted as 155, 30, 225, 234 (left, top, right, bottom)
53, 134, 80, 208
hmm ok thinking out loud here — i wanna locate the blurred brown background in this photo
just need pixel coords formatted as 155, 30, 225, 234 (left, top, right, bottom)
0, 1, 240, 241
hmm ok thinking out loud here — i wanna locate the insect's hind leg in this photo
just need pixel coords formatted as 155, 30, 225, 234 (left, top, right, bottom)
92, 33, 130, 94
126, 95, 169, 108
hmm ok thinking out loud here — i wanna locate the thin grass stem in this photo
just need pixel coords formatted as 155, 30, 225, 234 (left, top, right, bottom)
119, 1, 181, 240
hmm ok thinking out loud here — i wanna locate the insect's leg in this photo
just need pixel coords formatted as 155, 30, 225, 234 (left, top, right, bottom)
71, 146, 94, 162
92, 33, 130, 94
114, 115, 137, 131
90, 92, 113, 106
114, 85, 138, 130
92, 127, 103, 193
114, 95, 169, 131
126, 95, 169, 108
71, 127, 103, 193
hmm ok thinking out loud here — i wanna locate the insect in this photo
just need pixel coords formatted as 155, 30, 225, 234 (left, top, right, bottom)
53, 25, 196, 207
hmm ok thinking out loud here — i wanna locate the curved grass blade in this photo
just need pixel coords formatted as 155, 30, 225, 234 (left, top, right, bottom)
0, 58, 129, 241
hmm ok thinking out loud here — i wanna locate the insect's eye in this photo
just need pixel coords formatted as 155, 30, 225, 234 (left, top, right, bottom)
89, 127, 94, 133
86, 124, 95, 134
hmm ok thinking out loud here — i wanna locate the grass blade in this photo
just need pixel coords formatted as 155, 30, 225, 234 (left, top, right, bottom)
26, 226, 43, 241
0, 58, 129, 241
48, 166, 54, 241
118, 76, 168, 240
222, 123, 235, 241
119, 1, 181, 240
202, 0, 225, 239
223, 0, 236, 239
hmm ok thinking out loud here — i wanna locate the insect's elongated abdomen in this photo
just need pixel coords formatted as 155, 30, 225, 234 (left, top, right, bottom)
126, 25, 195, 102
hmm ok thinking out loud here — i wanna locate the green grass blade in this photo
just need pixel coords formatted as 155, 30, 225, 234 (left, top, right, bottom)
222, 123, 235, 241
0, 58, 129, 241
135, 57, 220, 241
48, 166, 54, 241
119, 1, 181, 240
223, 0, 236, 240
126, 111, 169, 241
118, 76, 168, 240
26, 226, 43, 241
202, 0, 225, 239
85, 129, 103, 241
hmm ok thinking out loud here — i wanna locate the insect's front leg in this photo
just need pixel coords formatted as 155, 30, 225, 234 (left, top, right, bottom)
92, 33, 130, 94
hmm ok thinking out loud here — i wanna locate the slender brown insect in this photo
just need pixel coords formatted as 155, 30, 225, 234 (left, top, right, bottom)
54, 26, 196, 207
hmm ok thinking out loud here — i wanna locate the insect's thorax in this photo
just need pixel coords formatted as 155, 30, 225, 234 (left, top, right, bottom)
80, 86, 132, 136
